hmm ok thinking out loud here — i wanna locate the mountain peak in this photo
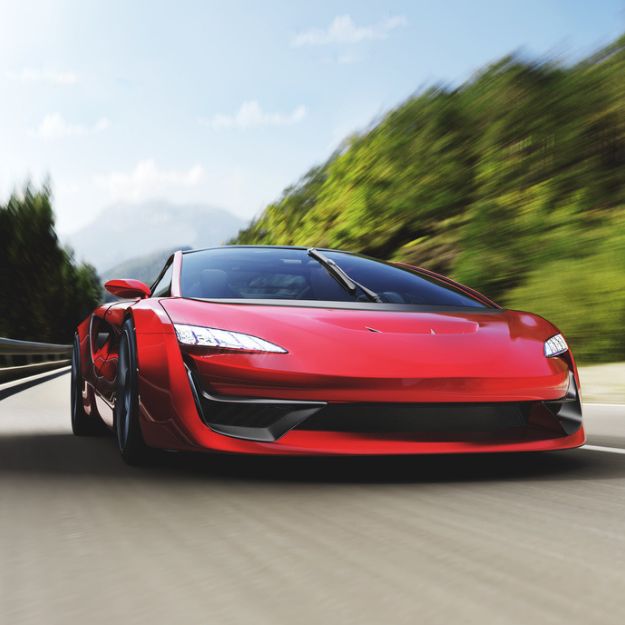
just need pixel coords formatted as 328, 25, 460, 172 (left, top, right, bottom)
65, 199, 245, 271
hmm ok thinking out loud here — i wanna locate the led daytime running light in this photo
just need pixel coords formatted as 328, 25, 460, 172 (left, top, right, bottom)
174, 324, 287, 353
544, 333, 568, 358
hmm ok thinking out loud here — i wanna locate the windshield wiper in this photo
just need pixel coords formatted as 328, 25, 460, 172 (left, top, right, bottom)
307, 248, 383, 303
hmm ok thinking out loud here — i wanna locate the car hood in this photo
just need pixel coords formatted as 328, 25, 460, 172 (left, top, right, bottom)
160, 298, 570, 402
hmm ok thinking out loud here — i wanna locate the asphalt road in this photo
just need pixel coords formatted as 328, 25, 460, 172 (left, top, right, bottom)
1, 374, 625, 625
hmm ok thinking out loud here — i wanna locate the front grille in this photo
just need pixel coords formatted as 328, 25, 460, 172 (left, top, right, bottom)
297, 402, 530, 433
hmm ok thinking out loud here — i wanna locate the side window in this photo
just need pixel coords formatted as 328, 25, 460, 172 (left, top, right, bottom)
151, 263, 173, 297
90, 315, 114, 355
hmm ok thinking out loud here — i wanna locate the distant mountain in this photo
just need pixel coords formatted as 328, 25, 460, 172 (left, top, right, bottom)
101, 245, 191, 286
100, 246, 190, 302
65, 200, 244, 271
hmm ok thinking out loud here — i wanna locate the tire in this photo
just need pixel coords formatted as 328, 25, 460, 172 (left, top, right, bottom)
115, 319, 151, 465
71, 334, 101, 436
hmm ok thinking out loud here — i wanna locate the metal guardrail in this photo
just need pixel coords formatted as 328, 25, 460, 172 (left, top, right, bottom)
0, 338, 71, 383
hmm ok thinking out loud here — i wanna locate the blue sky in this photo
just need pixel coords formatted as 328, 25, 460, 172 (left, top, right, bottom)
1, 0, 624, 235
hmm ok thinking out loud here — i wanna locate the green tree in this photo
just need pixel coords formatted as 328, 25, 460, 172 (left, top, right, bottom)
0, 184, 102, 342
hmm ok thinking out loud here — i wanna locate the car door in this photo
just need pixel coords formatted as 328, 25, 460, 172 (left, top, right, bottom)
89, 304, 119, 402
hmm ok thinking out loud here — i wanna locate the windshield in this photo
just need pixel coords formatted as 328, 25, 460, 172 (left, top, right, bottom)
179, 247, 488, 308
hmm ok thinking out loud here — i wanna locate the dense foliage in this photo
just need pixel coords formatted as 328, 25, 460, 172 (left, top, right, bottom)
233, 35, 625, 362
0, 186, 101, 343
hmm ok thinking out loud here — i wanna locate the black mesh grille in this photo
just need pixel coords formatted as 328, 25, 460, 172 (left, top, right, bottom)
297, 402, 531, 433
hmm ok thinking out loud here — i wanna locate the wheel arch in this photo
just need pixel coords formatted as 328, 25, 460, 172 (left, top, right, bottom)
122, 299, 195, 449
75, 315, 93, 380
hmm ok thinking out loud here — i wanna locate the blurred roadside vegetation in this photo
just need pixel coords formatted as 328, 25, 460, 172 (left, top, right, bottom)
0, 186, 101, 343
233, 34, 625, 363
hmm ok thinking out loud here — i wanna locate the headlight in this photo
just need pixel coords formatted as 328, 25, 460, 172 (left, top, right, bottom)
544, 333, 568, 357
174, 324, 287, 353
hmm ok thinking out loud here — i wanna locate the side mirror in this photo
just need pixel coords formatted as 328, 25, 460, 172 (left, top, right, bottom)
104, 278, 151, 299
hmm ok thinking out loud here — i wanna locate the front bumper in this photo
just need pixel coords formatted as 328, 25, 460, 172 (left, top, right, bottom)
187, 368, 584, 450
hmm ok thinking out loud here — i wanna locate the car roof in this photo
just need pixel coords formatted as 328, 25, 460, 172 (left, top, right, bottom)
180, 245, 357, 256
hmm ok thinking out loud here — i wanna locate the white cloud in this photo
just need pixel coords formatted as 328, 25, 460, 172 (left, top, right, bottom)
94, 159, 206, 203
337, 52, 361, 65
6, 68, 79, 85
202, 100, 307, 130
292, 14, 406, 47
56, 180, 81, 195
33, 113, 111, 140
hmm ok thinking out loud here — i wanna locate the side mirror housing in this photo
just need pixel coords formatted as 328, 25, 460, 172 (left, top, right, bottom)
104, 278, 151, 299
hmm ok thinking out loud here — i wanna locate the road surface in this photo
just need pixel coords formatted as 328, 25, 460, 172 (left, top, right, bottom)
1, 373, 625, 625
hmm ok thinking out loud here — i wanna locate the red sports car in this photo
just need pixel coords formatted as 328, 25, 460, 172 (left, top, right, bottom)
71, 246, 584, 464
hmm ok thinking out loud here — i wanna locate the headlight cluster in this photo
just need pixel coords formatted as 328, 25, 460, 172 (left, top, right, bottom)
174, 324, 287, 353
544, 333, 568, 358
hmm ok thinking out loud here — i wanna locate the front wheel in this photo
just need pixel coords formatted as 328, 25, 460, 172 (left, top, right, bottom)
115, 319, 151, 465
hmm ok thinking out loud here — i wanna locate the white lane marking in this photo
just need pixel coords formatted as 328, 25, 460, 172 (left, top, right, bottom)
0, 366, 70, 392
583, 403, 625, 408
583, 444, 625, 455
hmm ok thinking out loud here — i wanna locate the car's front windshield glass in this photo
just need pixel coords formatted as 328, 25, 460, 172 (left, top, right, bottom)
179, 247, 488, 308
